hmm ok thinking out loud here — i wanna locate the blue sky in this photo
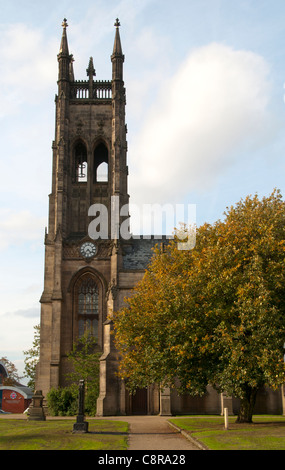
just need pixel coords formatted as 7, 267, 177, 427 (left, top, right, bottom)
1, 0, 285, 381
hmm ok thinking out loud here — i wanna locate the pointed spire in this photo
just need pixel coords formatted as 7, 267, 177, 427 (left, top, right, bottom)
112, 18, 123, 56
111, 19, 124, 81
87, 57, 95, 98
86, 57, 96, 78
59, 18, 69, 56
58, 18, 72, 83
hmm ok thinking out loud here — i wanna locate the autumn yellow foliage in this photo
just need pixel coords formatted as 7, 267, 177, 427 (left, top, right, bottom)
114, 190, 285, 422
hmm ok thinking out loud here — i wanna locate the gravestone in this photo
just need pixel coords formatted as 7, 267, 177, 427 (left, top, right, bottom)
27, 390, 46, 421
73, 379, 89, 433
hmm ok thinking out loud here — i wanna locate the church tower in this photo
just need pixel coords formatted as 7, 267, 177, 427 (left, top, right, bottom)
36, 18, 136, 415
36, 18, 284, 418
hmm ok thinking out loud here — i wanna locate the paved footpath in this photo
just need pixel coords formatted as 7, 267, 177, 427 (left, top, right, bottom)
0, 414, 201, 450
97, 415, 200, 450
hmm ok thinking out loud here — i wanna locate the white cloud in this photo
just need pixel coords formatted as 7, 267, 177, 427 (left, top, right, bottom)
126, 27, 172, 124
0, 209, 45, 250
129, 43, 272, 205
0, 23, 57, 117
8, 307, 40, 319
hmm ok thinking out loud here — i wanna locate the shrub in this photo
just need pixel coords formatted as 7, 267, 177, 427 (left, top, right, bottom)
47, 387, 77, 416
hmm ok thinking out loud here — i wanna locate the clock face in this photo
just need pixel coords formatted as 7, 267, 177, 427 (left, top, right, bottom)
80, 242, 97, 258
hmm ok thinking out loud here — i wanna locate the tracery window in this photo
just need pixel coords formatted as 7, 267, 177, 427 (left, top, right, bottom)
77, 276, 99, 339
74, 142, 88, 182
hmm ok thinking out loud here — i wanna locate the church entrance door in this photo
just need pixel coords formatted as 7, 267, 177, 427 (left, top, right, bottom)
126, 388, 148, 415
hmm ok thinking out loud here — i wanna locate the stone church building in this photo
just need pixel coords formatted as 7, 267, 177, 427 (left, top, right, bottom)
35, 19, 284, 416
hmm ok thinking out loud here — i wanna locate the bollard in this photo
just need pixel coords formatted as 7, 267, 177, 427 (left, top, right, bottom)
224, 407, 229, 430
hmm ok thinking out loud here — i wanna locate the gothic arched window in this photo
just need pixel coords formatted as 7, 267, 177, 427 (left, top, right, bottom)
74, 142, 88, 182
97, 161, 108, 182
94, 142, 108, 182
76, 275, 99, 339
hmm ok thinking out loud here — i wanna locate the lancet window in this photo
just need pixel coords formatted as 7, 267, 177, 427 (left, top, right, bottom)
94, 142, 108, 182
76, 275, 99, 339
74, 142, 88, 182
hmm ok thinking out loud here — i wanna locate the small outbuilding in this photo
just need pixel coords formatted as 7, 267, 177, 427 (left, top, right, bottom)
0, 362, 33, 413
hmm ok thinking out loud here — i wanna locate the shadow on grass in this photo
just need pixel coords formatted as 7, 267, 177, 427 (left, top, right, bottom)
0, 419, 129, 450
88, 431, 128, 435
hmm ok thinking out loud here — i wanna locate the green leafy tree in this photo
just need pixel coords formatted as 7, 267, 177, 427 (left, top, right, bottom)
23, 324, 40, 390
65, 331, 101, 416
114, 190, 285, 423
47, 332, 101, 416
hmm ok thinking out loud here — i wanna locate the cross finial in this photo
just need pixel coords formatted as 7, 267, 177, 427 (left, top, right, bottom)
114, 18, 120, 28
62, 18, 68, 28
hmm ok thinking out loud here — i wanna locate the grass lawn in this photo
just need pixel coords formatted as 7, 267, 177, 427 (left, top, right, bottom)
169, 415, 285, 450
0, 418, 128, 450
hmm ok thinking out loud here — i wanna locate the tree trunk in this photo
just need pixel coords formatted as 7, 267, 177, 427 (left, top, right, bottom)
236, 386, 258, 423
